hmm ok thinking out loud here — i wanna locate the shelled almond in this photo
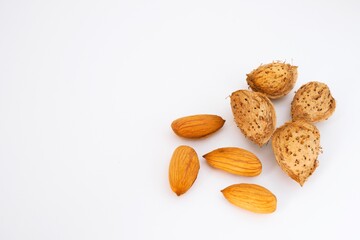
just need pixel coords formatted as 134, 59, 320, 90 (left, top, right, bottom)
171, 114, 225, 138
169, 145, 200, 196
221, 183, 277, 214
203, 147, 262, 177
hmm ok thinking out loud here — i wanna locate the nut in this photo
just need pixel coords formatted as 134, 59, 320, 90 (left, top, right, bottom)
221, 183, 277, 214
230, 90, 276, 146
291, 81, 336, 122
203, 147, 262, 176
171, 114, 225, 138
246, 62, 298, 99
272, 120, 321, 186
169, 145, 200, 196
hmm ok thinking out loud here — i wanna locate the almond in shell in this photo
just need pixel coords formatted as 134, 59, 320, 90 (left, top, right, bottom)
246, 62, 298, 99
230, 90, 276, 146
291, 81, 336, 122
272, 120, 321, 186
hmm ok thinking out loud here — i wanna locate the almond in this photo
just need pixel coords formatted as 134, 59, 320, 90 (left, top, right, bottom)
230, 90, 276, 146
221, 183, 277, 214
169, 145, 200, 196
203, 147, 262, 176
272, 121, 321, 186
291, 81, 336, 122
171, 114, 225, 138
246, 62, 298, 99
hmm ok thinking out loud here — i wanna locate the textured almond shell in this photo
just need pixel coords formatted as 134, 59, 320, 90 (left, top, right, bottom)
272, 121, 320, 186
291, 81, 336, 122
246, 62, 298, 99
203, 147, 262, 176
169, 145, 200, 196
171, 114, 225, 138
221, 183, 277, 214
230, 90, 276, 146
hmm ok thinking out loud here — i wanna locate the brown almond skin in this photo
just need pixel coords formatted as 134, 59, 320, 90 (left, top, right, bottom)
221, 183, 277, 214
246, 62, 298, 99
171, 114, 225, 138
203, 147, 262, 176
291, 81, 336, 122
169, 145, 200, 196
230, 90, 276, 146
272, 121, 320, 186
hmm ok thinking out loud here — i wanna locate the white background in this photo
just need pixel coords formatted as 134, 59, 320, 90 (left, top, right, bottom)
1, 0, 359, 239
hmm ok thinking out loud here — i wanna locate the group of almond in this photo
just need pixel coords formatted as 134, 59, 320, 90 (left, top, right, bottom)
168, 62, 336, 214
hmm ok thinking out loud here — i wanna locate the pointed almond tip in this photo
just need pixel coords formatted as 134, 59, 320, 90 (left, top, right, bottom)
175, 191, 183, 196
219, 118, 226, 126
